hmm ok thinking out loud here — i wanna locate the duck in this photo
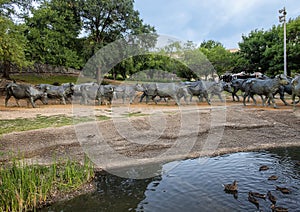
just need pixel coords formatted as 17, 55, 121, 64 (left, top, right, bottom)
276, 186, 291, 194
249, 191, 266, 199
223, 180, 238, 192
268, 175, 278, 180
259, 165, 269, 171
271, 204, 288, 212
248, 192, 259, 207
267, 191, 277, 204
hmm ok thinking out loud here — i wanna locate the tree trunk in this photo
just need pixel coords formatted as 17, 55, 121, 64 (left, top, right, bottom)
2, 60, 11, 79
96, 67, 101, 84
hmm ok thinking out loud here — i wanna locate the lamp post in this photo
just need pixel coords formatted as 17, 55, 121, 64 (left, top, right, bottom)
279, 7, 287, 76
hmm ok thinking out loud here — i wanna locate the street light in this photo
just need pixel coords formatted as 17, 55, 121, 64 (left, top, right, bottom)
279, 7, 287, 76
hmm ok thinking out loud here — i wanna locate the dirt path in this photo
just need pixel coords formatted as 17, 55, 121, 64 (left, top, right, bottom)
1, 97, 300, 171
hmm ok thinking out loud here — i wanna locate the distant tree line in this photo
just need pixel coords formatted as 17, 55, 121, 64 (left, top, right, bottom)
0, 0, 299, 80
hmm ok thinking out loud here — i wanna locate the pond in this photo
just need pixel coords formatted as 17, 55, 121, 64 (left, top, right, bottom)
42, 147, 300, 211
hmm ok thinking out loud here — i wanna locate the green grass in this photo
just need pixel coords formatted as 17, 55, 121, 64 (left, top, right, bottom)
0, 115, 110, 136
10, 73, 116, 85
11, 74, 79, 85
0, 156, 94, 211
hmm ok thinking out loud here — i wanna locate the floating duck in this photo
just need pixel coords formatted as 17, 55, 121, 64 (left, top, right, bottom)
223, 180, 238, 192
271, 204, 288, 212
268, 175, 278, 180
267, 191, 277, 204
248, 192, 259, 207
296, 161, 300, 166
249, 191, 266, 199
259, 165, 269, 171
276, 186, 291, 194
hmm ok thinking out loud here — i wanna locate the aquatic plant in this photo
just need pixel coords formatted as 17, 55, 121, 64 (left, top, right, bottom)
0, 156, 94, 211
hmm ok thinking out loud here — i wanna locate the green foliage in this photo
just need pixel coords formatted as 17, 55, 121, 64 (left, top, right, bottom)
1, 0, 299, 79
199, 40, 234, 75
0, 16, 32, 78
286, 16, 300, 75
78, 0, 156, 60
0, 157, 94, 211
239, 29, 268, 72
238, 16, 300, 76
25, 0, 83, 69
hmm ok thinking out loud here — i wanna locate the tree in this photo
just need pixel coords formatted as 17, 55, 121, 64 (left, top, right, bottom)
238, 29, 268, 73
78, 0, 155, 60
199, 40, 233, 76
286, 16, 300, 75
25, 0, 83, 69
200, 40, 223, 49
238, 17, 300, 76
0, 0, 33, 78
261, 25, 282, 76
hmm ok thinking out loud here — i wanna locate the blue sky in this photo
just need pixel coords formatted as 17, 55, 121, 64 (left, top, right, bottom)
134, 0, 300, 49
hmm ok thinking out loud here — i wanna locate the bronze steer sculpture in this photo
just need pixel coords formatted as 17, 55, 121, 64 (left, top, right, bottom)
292, 75, 300, 111
5, 82, 48, 108
243, 74, 289, 108
36, 83, 75, 105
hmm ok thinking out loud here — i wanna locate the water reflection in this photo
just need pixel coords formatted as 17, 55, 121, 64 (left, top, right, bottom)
43, 147, 300, 212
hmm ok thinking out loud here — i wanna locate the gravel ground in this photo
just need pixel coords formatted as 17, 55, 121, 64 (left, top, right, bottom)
1, 97, 300, 172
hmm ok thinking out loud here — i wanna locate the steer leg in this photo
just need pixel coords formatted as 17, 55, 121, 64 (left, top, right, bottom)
198, 94, 204, 102
173, 96, 180, 106
190, 93, 193, 102
243, 92, 255, 106
129, 95, 134, 104
145, 95, 150, 104
251, 94, 257, 105
232, 92, 240, 102
16, 99, 21, 107
139, 93, 146, 102
243, 92, 248, 106
279, 91, 288, 106
29, 97, 36, 108
152, 96, 158, 104
267, 94, 277, 108
217, 93, 224, 102
203, 92, 211, 105
232, 87, 240, 102
260, 95, 265, 106
292, 94, 296, 111
5, 95, 11, 107
61, 96, 66, 105
183, 95, 189, 105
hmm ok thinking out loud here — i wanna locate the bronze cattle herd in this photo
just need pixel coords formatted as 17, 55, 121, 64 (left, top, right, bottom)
4, 74, 300, 109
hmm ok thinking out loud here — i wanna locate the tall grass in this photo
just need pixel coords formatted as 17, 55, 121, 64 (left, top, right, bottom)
0, 156, 94, 211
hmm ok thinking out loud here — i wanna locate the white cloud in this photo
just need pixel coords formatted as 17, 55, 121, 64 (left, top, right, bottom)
135, 0, 300, 48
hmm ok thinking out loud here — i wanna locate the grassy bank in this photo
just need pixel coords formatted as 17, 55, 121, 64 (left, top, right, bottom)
10, 74, 79, 85
0, 156, 94, 211
0, 115, 110, 136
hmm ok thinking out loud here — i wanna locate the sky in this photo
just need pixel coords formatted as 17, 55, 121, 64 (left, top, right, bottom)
134, 0, 300, 49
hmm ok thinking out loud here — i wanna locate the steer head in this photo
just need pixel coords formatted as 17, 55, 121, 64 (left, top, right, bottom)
69, 82, 75, 91
41, 92, 48, 105
276, 74, 289, 85
292, 76, 300, 87
135, 83, 145, 92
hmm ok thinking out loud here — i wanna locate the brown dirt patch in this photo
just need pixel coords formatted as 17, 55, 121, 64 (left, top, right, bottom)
1, 95, 299, 169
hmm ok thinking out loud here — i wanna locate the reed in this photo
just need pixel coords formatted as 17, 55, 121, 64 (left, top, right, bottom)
0, 156, 94, 211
